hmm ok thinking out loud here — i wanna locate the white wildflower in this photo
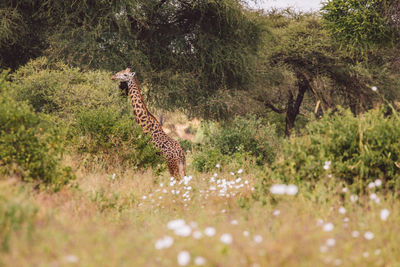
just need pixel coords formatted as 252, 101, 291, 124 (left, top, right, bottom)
192, 230, 203, 239
286, 184, 298, 195
64, 255, 79, 263
194, 256, 206, 266
174, 225, 192, 237
380, 209, 390, 221
243, 230, 249, 237
371, 86, 377, 92
322, 223, 334, 232
351, 230, 360, 238
350, 195, 358, 202
204, 227, 216, 237
364, 231, 374, 240
368, 182, 376, 189
374, 179, 382, 187
220, 233, 233, 244
177, 251, 191, 266
253, 235, 263, 243
216, 163, 220, 168
273, 210, 280, 216
338, 207, 346, 214
237, 169, 243, 174
369, 193, 378, 200
167, 219, 186, 230
323, 161, 331, 170
270, 184, 287, 195
231, 220, 238, 225
155, 236, 174, 250
320, 245, 328, 253
326, 238, 336, 247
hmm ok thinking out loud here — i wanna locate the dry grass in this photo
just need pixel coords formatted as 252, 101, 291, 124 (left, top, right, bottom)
1, 158, 399, 267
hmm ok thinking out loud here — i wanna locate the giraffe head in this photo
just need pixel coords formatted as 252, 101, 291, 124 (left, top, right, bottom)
111, 67, 136, 82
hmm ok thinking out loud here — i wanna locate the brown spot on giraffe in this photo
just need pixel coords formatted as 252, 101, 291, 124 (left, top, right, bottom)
111, 68, 186, 179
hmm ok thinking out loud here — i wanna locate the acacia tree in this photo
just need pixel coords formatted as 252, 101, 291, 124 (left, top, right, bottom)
1, 0, 265, 119
250, 13, 378, 136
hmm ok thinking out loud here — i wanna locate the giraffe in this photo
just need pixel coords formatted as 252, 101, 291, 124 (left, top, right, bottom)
111, 67, 186, 179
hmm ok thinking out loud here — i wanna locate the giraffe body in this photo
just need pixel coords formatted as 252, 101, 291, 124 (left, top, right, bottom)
111, 68, 186, 178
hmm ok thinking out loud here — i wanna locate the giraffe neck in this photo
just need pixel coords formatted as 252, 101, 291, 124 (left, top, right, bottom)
127, 76, 161, 133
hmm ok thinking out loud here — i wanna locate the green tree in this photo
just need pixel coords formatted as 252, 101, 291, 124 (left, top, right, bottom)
321, 0, 398, 55
1, 0, 265, 120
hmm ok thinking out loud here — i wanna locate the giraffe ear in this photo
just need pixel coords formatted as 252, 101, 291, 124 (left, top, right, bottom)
126, 67, 131, 72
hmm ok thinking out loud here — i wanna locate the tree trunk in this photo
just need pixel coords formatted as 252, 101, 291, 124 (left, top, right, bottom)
284, 74, 310, 136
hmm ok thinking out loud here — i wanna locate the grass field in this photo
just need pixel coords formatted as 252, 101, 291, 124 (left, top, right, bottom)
1, 153, 399, 266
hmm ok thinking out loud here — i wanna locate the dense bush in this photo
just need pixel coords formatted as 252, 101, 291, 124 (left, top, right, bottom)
72, 106, 165, 173
10, 57, 123, 117
0, 72, 74, 190
192, 116, 281, 172
259, 107, 400, 194
0, 186, 37, 252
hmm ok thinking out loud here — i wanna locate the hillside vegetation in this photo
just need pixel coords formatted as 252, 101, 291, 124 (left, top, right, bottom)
1, 0, 400, 266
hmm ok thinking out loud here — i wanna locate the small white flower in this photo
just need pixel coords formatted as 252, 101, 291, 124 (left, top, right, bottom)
204, 227, 216, 237
374, 179, 382, 187
320, 245, 328, 253
65, 255, 79, 263
326, 238, 336, 247
363, 252, 370, 258
270, 184, 287, 195
285, 184, 298, 195
323, 161, 331, 170
194, 256, 206, 266
243, 230, 249, 237
273, 210, 280, 216
333, 259, 342, 266
253, 235, 263, 243
231, 220, 238, 225
322, 223, 334, 232
364, 231, 374, 240
374, 249, 381, 255
371, 86, 377, 92
343, 217, 349, 222
316, 219, 324, 226
237, 169, 243, 174
368, 182, 376, 189
338, 207, 346, 214
216, 163, 220, 168
155, 236, 174, 250
111, 173, 116, 180
220, 233, 233, 244
174, 225, 192, 237
342, 187, 348, 193
369, 193, 378, 200
213, 173, 218, 177
351, 230, 360, 238
177, 251, 191, 266
380, 209, 390, 221
192, 230, 203, 239
350, 195, 358, 202
167, 219, 186, 230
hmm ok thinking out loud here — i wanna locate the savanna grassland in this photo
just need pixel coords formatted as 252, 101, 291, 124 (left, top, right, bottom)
1, 0, 400, 266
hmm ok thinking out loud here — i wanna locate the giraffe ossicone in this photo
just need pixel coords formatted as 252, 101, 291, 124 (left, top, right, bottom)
111, 67, 186, 179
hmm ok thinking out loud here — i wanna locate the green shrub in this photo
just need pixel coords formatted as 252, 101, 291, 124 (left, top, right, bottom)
72, 106, 165, 173
192, 148, 228, 173
258, 107, 400, 195
0, 73, 74, 190
11, 57, 122, 117
200, 116, 281, 166
0, 186, 37, 252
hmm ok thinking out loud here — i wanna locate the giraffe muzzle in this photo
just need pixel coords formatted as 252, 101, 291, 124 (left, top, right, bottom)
111, 75, 116, 80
